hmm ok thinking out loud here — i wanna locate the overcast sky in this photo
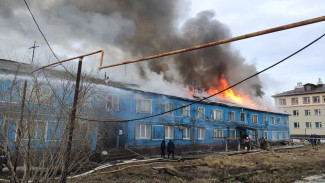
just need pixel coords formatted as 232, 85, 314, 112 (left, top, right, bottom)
0, 0, 324, 107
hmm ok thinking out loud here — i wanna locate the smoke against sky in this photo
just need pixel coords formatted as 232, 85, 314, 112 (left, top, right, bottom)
0, 0, 324, 106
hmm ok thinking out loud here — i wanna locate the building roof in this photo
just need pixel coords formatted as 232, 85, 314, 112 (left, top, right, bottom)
1, 59, 288, 116
273, 83, 325, 97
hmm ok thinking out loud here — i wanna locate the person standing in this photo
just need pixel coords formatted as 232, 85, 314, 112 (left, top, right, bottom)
160, 140, 166, 159
244, 136, 251, 151
167, 140, 175, 159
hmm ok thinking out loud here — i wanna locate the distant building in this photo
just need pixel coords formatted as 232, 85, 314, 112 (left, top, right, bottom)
273, 79, 325, 138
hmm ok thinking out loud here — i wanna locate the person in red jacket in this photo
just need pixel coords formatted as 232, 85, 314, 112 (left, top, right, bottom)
244, 136, 251, 151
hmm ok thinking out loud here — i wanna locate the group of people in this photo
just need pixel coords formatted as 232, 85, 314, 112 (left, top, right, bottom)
160, 140, 175, 159
244, 136, 269, 151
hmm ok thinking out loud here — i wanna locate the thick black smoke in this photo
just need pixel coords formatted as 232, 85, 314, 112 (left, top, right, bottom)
72, 0, 264, 97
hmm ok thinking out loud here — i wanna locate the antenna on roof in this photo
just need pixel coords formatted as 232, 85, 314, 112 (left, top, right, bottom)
29, 41, 39, 63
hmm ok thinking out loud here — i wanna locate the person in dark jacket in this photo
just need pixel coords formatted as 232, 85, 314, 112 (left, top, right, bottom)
167, 140, 175, 159
244, 136, 251, 151
160, 140, 166, 159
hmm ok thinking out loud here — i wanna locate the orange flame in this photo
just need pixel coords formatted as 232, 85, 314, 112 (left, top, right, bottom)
207, 76, 257, 109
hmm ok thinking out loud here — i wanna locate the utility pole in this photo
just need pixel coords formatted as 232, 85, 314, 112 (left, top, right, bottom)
29, 41, 39, 63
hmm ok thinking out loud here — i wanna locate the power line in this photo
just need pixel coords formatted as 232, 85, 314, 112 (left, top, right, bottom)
23, 0, 74, 77
77, 33, 325, 123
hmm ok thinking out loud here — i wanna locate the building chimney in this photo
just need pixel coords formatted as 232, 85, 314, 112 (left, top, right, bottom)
295, 82, 303, 89
317, 78, 323, 87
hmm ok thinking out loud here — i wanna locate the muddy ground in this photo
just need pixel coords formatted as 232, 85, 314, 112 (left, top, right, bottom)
69, 144, 325, 183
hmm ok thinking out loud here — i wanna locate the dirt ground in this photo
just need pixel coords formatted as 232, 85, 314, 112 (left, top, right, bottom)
69, 144, 325, 183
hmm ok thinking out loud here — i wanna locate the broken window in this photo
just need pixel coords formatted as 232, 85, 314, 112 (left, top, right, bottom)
164, 102, 174, 115
136, 99, 152, 113
164, 126, 174, 139
213, 110, 223, 120
182, 105, 190, 118
197, 107, 205, 119
197, 128, 205, 140
135, 124, 151, 139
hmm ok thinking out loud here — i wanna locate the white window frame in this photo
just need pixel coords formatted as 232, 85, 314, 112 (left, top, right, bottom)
277, 117, 281, 125
165, 102, 174, 115
183, 127, 191, 140
213, 129, 223, 139
293, 110, 299, 116
106, 95, 119, 111
314, 109, 321, 116
279, 99, 286, 105
271, 116, 275, 125
291, 98, 298, 105
214, 110, 223, 120
315, 122, 322, 129
313, 96, 320, 103
240, 112, 245, 122
305, 122, 312, 129
182, 105, 190, 118
252, 114, 258, 123
305, 110, 311, 116
197, 107, 205, 119
197, 128, 205, 140
165, 126, 175, 139
22, 120, 46, 141
136, 98, 152, 113
272, 131, 276, 141
229, 111, 235, 121
263, 115, 267, 124
251, 130, 256, 139
230, 129, 236, 138
303, 97, 310, 104
293, 122, 300, 128
135, 124, 151, 139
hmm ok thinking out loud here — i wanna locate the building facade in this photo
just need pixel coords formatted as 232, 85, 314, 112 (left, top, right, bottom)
273, 80, 325, 138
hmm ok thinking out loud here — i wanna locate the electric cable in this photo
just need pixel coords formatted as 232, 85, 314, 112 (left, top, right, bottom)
77, 33, 325, 123
23, 0, 75, 78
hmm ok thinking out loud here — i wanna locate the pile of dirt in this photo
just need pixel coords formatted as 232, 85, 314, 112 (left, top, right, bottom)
69, 145, 325, 183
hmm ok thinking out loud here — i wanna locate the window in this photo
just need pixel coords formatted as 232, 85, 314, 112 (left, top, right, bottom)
182, 105, 190, 117
106, 95, 119, 110
214, 110, 223, 120
22, 120, 46, 140
291, 98, 298, 105
293, 110, 299, 116
303, 97, 310, 104
272, 131, 276, 140
198, 128, 205, 140
229, 111, 235, 121
252, 130, 256, 139
314, 109, 321, 116
279, 99, 286, 105
323, 96, 325, 103
284, 117, 287, 125
264, 131, 268, 138
294, 122, 300, 128
313, 96, 320, 103
240, 112, 245, 122
197, 107, 205, 119
252, 114, 258, 123
24, 84, 52, 104
305, 122, 312, 128
165, 102, 174, 115
263, 115, 267, 124
271, 117, 275, 125
279, 132, 282, 140
135, 124, 151, 139
165, 126, 174, 139
136, 99, 152, 113
315, 122, 322, 128
183, 127, 191, 140
230, 130, 236, 138
277, 118, 281, 125
213, 129, 223, 139
284, 132, 289, 139
305, 110, 311, 116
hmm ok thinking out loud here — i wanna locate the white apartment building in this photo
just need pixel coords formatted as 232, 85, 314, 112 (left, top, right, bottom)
273, 79, 325, 138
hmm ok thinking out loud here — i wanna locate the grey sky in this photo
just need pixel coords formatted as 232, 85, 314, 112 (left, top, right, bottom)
0, 0, 324, 108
